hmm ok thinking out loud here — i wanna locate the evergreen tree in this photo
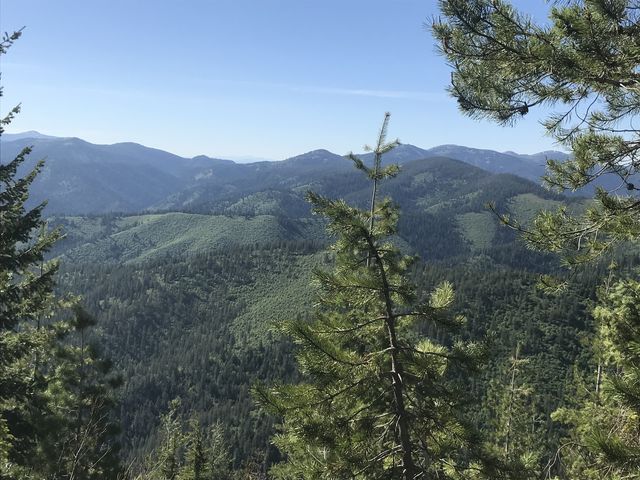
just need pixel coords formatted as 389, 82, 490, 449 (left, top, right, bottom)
45, 305, 123, 479
432, 0, 640, 264
433, 4, 640, 477
1, 29, 123, 479
255, 114, 510, 479
149, 399, 185, 480
142, 400, 232, 480
178, 420, 231, 480
179, 419, 208, 480
0, 28, 62, 478
552, 270, 640, 479
485, 345, 543, 476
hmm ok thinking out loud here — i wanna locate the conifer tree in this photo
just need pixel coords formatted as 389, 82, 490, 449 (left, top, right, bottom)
180, 419, 207, 480
178, 420, 231, 480
1, 29, 123, 479
0, 28, 63, 478
151, 399, 185, 480
433, 0, 640, 264
142, 401, 232, 480
255, 114, 511, 480
486, 346, 543, 476
433, 4, 640, 477
45, 305, 123, 479
551, 271, 640, 479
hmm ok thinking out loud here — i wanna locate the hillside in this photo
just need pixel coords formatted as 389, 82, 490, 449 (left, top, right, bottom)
5, 130, 603, 470
43, 148, 595, 464
55, 220, 611, 468
358, 143, 569, 182
53, 213, 324, 264
0, 136, 229, 214
49, 153, 576, 267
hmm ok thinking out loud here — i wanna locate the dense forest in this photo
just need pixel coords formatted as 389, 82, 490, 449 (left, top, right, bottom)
3, 1, 640, 479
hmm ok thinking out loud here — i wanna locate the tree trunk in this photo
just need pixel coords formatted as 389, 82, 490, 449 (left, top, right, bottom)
368, 235, 417, 479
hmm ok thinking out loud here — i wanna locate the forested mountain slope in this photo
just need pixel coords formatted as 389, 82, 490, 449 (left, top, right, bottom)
43, 149, 604, 468
6, 132, 621, 472
0, 136, 231, 214
51, 155, 576, 264
55, 226, 628, 468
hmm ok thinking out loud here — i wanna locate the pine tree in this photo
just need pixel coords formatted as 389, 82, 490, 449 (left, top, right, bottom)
1, 29, 123, 479
255, 114, 511, 480
486, 345, 543, 477
432, 0, 640, 265
433, 4, 640, 477
45, 305, 123, 479
180, 419, 208, 480
178, 420, 231, 480
142, 401, 232, 480
149, 399, 185, 480
0, 28, 63, 478
551, 270, 640, 479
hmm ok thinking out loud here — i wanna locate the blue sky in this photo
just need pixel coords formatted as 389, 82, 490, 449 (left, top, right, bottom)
1, 0, 559, 160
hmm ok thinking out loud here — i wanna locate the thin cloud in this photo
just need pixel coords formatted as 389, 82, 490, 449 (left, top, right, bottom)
291, 85, 445, 102
234, 80, 446, 102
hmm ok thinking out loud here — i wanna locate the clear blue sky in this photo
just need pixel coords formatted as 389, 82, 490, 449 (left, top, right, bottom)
2, 0, 559, 160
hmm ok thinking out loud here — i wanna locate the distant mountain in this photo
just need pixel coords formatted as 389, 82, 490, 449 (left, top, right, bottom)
354, 143, 634, 197
3, 130, 59, 141
226, 154, 278, 163
356, 143, 571, 183
155, 149, 352, 214
2, 131, 583, 215
0, 136, 230, 214
418, 145, 563, 182
356, 144, 431, 165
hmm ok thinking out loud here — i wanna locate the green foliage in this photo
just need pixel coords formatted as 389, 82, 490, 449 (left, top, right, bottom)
0, 30, 122, 479
456, 211, 497, 250
0, 29, 63, 477
551, 272, 640, 479
434, 3, 640, 477
58, 244, 310, 468
506, 194, 566, 227
230, 252, 323, 347
139, 400, 232, 480
433, 0, 640, 265
484, 346, 545, 476
43, 306, 123, 479
57, 213, 322, 264
255, 115, 509, 479
50, 225, 615, 475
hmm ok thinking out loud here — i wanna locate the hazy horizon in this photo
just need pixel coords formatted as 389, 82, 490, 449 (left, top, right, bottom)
3, 0, 557, 159
2, 129, 569, 164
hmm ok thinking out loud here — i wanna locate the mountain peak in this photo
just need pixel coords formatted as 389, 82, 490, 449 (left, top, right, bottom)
297, 148, 337, 157
2, 130, 59, 142
284, 149, 343, 162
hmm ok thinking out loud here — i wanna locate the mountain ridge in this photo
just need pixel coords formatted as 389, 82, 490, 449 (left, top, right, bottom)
1, 131, 573, 215
3, 130, 567, 167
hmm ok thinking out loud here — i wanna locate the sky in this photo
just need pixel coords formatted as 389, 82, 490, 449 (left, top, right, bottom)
1, 0, 561, 160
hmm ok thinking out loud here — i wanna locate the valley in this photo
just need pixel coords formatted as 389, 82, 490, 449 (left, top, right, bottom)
4, 132, 610, 469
